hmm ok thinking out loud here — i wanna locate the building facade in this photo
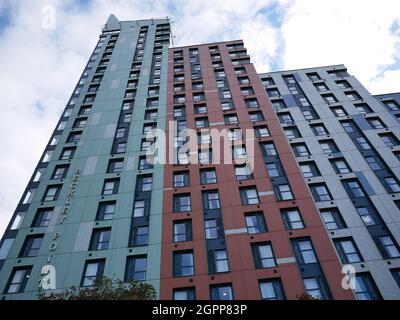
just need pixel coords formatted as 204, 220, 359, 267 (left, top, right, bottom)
0, 16, 398, 300
260, 66, 400, 299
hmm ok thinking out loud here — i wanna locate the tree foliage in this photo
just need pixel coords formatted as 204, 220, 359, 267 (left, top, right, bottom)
38, 277, 157, 300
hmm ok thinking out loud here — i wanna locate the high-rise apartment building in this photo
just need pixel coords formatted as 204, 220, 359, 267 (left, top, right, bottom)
0, 15, 398, 300
260, 66, 400, 299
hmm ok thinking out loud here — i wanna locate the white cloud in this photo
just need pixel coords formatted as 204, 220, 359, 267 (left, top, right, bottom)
279, 0, 400, 94
0, 0, 399, 237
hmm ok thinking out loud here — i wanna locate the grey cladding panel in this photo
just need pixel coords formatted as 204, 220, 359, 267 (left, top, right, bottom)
82, 156, 98, 176
73, 222, 94, 252
104, 123, 117, 139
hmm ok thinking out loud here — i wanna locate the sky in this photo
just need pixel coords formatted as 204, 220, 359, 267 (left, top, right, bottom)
0, 0, 399, 237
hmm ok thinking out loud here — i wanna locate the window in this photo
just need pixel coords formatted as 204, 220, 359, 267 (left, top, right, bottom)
266, 162, 283, 178
173, 287, 195, 300
204, 219, 221, 239
245, 98, 259, 108
144, 110, 158, 121
261, 142, 277, 156
384, 177, 400, 193
320, 140, 339, 154
330, 158, 351, 174
114, 142, 126, 154
234, 164, 253, 181
79, 106, 91, 115
367, 117, 386, 129
233, 145, 247, 160
334, 238, 363, 263
32, 208, 53, 227
200, 168, 217, 184
303, 277, 324, 299
271, 100, 286, 110
284, 126, 301, 139
173, 194, 191, 212
203, 191, 221, 210
378, 235, 400, 258
81, 260, 105, 287
57, 121, 67, 131
365, 156, 382, 170
240, 187, 259, 205
19, 234, 44, 257
254, 125, 270, 137
173, 251, 194, 277
198, 149, 212, 164
173, 220, 192, 242
5, 267, 32, 294
67, 131, 82, 143
310, 183, 332, 202
143, 123, 156, 135
222, 90, 231, 99
132, 226, 149, 246
173, 171, 189, 188
195, 117, 209, 128
102, 179, 119, 195
320, 208, 346, 230
249, 111, 264, 122
96, 201, 116, 221
224, 114, 238, 125
22, 189, 35, 204
322, 94, 338, 104
275, 184, 294, 201
60, 147, 76, 160
302, 109, 319, 120
115, 127, 126, 138
344, 180, 365, 198
281, 208, 304, 230
262, 77, 275, 86
278, 113, 293, 124
125, 256, 147, 281
345, 91, 361, 101
138, 156, 153, 170
267, 88, 280, 98
212, 250, 229, 273
298, 97, 311, 108
383, 100, 400, 111
380, 133, 399, 147
10, 212, 25, 230
299, 162, 320, 178
73, 118, 87, 128
259, 279, 285, 300
133, 200, 148, 217
314, 83, 329, 92
336, 80, 351, 89
192, 82, 204, 90
311, 124, 328, 136
355, 137, 371, 150
42, 151, 53, 162
194, 104, 207, 114
89, 228, 111, 251
107, 159, 123, 174
245, 212, 267, 234
173, 106, 185, 118
210, 284, 234, 300
136, 175, 153, 192
241, 87, 254, 96
355, 273, 382, 300
221, 101, 234, 111
292, 143, 310, 157
42, 185, 62, 202
355, 103, 373, 114
391, 269, 400, 288
49, 136, 59, 146
293, 238, 318, 264
331, 106, 348, 117
252, 242, 276, 268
